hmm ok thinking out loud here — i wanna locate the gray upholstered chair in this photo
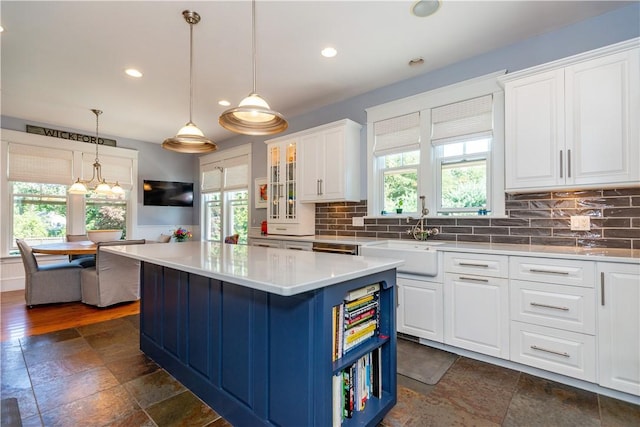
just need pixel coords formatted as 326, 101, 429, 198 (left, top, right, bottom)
80, 239, 146, 307
16, 239, 83, 308
66, 233, 96, 267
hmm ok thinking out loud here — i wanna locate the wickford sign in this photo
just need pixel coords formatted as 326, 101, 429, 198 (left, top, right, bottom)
26, 124, 117, 147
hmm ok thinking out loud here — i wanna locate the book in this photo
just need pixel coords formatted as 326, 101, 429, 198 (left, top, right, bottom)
344, 320, 377, 344
344, 294, 376, 311
345, 283, 381, 302
372, 347, 382, 398
332, 373, 342, 427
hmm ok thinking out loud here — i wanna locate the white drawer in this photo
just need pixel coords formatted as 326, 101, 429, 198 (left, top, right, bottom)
444, 252, 508, 278
511, 280, 595, 334
510, 321, 596, 382
510, 257, 595, 287
267, 223, 310, 236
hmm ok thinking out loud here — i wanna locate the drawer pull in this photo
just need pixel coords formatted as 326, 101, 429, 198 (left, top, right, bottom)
528, 268, 570, 275
275, 227, 287, 231
458, 276, 489, 283
459, 262, 490, 268
600, 272, 605, 306
530, 302, 569, 311
531, 345, 570, 358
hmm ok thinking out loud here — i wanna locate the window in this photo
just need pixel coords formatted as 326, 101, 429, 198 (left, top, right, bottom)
2, 132, 138, 256
200, 145, 251, 244
11, 182, 68, 246
86, 192, 128, 236
366, 71, 505, 217
381, 151, 419, 213
436, 136, 491, 214
372, 112, 421, 214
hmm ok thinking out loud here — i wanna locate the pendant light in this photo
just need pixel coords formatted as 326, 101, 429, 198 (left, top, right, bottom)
219, 0, 288, 136
69, 109, 124, 196
163, 10, 216, 153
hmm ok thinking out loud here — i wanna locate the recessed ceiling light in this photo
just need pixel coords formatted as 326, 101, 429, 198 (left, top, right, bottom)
125, 68, 143, 78
321, 47, 337, 58
218, 100, 231, 107
411, 0, 440, 18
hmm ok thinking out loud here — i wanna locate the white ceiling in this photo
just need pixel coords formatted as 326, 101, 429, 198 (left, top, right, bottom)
1, 1, 631, 145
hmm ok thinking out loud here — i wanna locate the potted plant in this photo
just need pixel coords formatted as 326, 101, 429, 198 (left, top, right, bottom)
396, 199, 404, 214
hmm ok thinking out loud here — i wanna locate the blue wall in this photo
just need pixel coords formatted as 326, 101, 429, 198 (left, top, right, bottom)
3, 3, 639, 229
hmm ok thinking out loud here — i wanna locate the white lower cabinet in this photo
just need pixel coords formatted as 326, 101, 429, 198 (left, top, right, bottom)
397, 275, 443, 342
597, 262, 640, 396
444, 253, 510, 359
509, 256, 596, 382
510, 322, 596, 381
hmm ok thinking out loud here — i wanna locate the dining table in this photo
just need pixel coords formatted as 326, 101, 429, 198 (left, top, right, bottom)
31, 240, 97, 255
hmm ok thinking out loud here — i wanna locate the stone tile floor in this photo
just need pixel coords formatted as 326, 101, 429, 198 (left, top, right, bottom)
1, 315, 639, 426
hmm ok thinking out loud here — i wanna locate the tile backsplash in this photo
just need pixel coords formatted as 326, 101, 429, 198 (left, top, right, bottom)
315, 187, 640, 249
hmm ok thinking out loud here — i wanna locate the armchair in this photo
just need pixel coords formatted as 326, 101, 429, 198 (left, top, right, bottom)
16, 239, 83, 307
66, 233, 96, 267
80, 239, 146, 307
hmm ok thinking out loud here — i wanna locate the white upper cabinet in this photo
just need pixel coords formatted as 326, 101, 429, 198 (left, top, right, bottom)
502, 40, 639, 191
298, 119, 362, 203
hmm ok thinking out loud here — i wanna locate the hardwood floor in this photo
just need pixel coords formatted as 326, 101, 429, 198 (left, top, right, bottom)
0, 290, 140, 342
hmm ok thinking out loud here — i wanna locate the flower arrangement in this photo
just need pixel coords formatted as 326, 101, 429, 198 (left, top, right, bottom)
172, 227, 192, 242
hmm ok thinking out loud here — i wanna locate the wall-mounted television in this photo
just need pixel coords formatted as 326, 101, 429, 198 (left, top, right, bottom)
143, 180, 194, 207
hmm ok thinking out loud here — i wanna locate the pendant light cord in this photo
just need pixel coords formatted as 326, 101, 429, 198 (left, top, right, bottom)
92, 109, 102, 163
189, 20, 194, 124
251, 0, 257, 94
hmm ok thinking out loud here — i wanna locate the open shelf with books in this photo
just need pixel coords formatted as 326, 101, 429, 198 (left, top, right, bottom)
330, 280, 397, 426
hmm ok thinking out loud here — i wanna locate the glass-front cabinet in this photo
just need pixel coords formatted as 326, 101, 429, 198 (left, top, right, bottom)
266, 138, 315, 235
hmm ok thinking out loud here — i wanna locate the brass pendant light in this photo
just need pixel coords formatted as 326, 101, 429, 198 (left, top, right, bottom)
219, 0, 287, 136
69, 109, 124, 196
163, 10, 216, 153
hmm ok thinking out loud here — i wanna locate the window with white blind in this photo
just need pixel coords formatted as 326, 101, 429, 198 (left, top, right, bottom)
3, 135, 138, 254
366, 71, 505, 217
200, 145, 251, 244
373, 113, 421, 213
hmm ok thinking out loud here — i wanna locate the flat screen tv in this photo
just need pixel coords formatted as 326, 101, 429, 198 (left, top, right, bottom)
143, 180, 194, 207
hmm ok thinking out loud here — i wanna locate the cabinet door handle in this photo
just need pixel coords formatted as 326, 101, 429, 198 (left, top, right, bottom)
600, 272, 605, 306
458, 276, 489, 283
255, 244, 271, 248
559, 150, 563, 178
530, 302, 569, 311
567, 149, 572, 178
459, 262, 490, 268
531, 345, 570, 358
319, 179, 323, 195
317, 179, 321, 196
528, 268, 569, 275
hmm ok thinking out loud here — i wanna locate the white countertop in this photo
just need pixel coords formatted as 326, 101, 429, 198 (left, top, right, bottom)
101, 241, 403, 296
250, 231, 639, 263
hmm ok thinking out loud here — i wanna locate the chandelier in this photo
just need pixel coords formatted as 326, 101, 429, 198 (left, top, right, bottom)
218, 0, 288, 135
162, 10, 216, 153
68, 109, 124, 196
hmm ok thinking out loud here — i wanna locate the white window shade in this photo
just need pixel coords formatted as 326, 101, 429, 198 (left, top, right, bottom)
373, 112, 420, 155
8, 143, 73, 184
431, 95, 493, 142
201, 164, 222, 192
82, 153, 133, 188
201, 154, 248, 192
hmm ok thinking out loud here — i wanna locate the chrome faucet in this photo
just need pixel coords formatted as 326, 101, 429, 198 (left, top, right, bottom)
406, 196, 439, 241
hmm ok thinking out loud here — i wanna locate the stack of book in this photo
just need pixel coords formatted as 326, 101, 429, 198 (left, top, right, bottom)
332, 283, 380, 361
332, 348, 383, 425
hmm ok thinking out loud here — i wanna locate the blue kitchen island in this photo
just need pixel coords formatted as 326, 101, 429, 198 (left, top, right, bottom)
103, 241, 402, 427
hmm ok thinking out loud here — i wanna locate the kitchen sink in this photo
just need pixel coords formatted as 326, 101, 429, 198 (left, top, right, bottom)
360, 240, 443, 276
